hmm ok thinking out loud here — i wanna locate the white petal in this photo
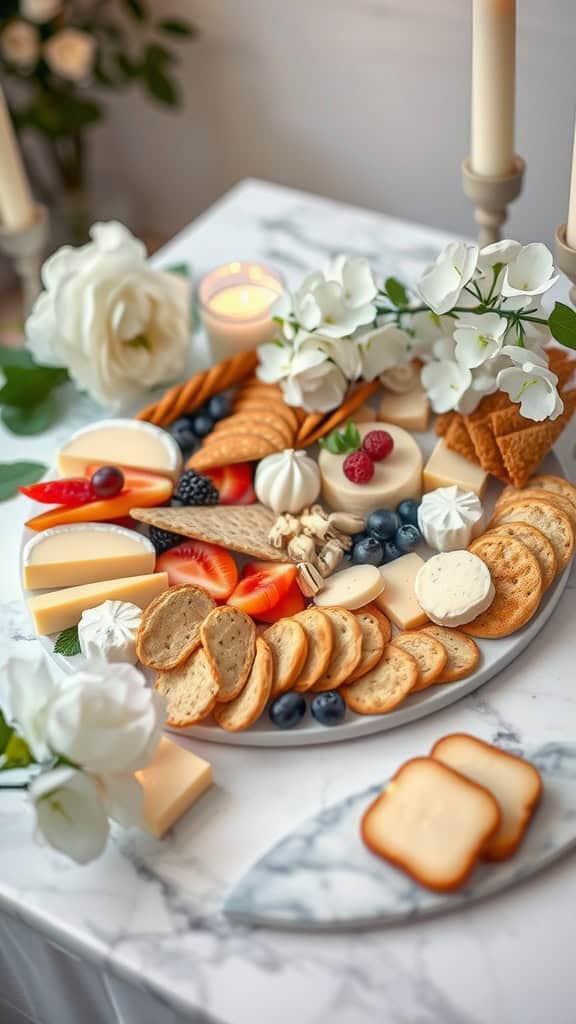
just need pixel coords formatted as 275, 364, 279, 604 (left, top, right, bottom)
97, 772, 144, 828
30, 767, 110, 865
502, 243, 559, 297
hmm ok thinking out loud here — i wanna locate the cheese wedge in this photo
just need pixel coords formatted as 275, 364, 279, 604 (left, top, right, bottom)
57, 419, 182, 480
28, 572, 168, 635
423, 439, 487, 498
136, 737, 213, 838
23, 524, 156, 591
375, 554, 429, 630
378, 384, 430, 432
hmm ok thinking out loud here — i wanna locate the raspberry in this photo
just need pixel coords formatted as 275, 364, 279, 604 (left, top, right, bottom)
343, 450, 375, 484
362, 430, 394, 462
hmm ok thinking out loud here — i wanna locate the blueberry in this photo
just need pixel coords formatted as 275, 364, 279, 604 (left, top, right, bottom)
383, 540, 402, 562
366, 508, 400, 541
397, 498, 421, 528
168, 416, 198, 455
310, 691, 346, 727
192, 413, 215, 438
350, 531, 368, 547
207, 393, 232, 421
269, 691, 307, 730
352, 536, 384, 566
395, 524, 421, 553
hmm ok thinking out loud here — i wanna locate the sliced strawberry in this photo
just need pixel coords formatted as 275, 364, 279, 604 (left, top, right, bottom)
156, 540, 238, 600
25, 468, 172, 532
228, 561, 297, 615
204, 464, 256, 505
255, 580, 306, 623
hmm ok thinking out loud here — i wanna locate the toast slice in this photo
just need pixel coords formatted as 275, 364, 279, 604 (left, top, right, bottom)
431, 734, 543, 860
213, 637, 273, 732
263, 618, 308, 698
137, 585, 216, 670
155, 647, 220, 727
201, 605, 256, 703
361, 757, 501, 892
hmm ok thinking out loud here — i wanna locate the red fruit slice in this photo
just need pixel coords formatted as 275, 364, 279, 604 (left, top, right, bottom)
228, 561, 297, 615
255, 580, 306, 623
19, 478, 95, 507
204, 464, 256, 505
156, 540, 238, 600
25, 468, 172, 532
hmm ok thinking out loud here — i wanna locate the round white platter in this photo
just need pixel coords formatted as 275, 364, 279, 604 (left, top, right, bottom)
22, 440, 570, 749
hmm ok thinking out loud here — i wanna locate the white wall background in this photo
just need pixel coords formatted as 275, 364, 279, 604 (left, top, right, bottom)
73, 0, 576, 246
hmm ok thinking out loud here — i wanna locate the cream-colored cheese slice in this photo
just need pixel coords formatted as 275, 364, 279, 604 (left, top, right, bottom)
318, 422, 423, 516
28, 572, 168, 635
414, 550, 494, 627
423, 439, 487, 498
136, 737, 213, 838
313, 564, 385, 610
57, 419, 182, 480
23, 523, 156, 591
375, 553, 429, 629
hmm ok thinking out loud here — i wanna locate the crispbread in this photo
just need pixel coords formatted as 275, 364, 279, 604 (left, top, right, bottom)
264, 618, 309, 697
495, 389, 576, 487
233, 399, 300, 434
362, 602, 392, 643
519, 474, 576, 515
494, 488, 576, 534
462, 534, 542, 638
204, 421, 288, 450
212, 414, 293, 446
391, 631, 448, 691
361, 757, 501, 892
201, 606, 256, 703
444, 414, 478, 464
347, 609, 386, 683
420, 625, 480, 683
131, 504, 285, 562
342, 644, 418, 715
431, 734, 543, 861
213, 637, 273, 731
311, 607, 363, 691
155, 647, 220, 726
489, 499, 574, 573
486, 522, 557, 591
292, 608, 333, 692
189, 435, 278, 469
137, 585, 215, 670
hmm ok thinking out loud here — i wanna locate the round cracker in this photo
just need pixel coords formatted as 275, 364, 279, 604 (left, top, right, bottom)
462, 534, 542, 638
201, 605, 256, 703
347, 609, 386, 683
137, 584, 216, 670
487, 522, 557, 591
292, 608, 333, 691
342, 644, 418, 715
489, 499, 574, 572
233, 399, 299, 434
311, 607, 363, 691
362, 603, 392, 644
203, 422, 287, 451
264, 618, 309, 697
500, 474, 576, 518
213, 412, 293, 445
494, 488, 576, 533
420, 625, 480, 683
391, 631, 448, 691
155, 647, 220, 727
213, 637, 273, 731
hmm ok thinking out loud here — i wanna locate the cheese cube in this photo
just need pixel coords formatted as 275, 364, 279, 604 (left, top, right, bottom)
375, 554, 429, 630
378, 384, 430, 432
423, 439, 488, 498
136, 737, 213, 838
28, 572, 168, 635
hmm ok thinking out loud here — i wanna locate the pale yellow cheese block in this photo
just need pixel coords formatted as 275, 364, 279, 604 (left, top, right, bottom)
23, 523, 156, 591
375, 553, 429, 630
57, 418, 182, 480
136, 737, 213, 838
423, 439, 488, 498
28, 572, 168, 635
378, 384, 430, 432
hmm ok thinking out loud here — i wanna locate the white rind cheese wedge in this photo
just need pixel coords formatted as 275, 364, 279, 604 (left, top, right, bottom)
28, 572, 168, 635
415, 550, 495, 628
22, 523, 156, 591
136, 737, 213, 838
418, 486, 484, 552
57, 419, 182, 481
313, 565, 385, 610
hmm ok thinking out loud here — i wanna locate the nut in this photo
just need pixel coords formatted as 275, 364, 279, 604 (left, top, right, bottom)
300, 511, 331, 543
296, 562, 324, 597
268, 513, 301, 548
317, 539, 345, 577
287, 534, 317, 563
328, 512, 366, 536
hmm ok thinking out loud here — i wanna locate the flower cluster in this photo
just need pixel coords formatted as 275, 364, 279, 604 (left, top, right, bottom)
258, 241, 575, 422
1, 4, 95, 81
0, 653, 165, 865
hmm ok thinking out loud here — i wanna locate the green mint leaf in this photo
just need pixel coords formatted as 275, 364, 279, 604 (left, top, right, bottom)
157, 17, 196, 37
54, 625, 81, 658
0, 461, 46, 501
319, 421, 361, 454
0, 363, 68, 409
342, 420, 361, 449
384, 277, 409, 308
0, 710, 13, 755
2, 394, 59, 436
549, 302, 576, 350
3, 735, 32, 769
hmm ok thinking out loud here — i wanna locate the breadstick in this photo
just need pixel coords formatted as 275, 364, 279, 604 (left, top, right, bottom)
135, 350, 258, 427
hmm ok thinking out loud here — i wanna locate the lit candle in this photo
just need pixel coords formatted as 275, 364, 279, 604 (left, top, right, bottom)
198, 262, 284, 361
471, 0, 516, 178
0, 84, 34, 230
566, 118, 576, 250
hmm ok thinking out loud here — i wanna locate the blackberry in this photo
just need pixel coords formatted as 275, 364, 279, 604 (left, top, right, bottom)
149, 526, 182, 554
172, 469, 219, 507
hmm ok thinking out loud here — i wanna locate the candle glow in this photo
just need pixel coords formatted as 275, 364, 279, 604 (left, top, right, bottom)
198, 261, 284, 361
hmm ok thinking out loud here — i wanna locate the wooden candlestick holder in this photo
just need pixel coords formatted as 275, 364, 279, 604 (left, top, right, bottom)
555, 225, 576, 306
0, 204, 48, 317
462, 156, 525, 247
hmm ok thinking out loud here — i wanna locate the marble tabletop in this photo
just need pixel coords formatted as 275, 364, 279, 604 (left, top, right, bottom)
1, 179, 576, 1024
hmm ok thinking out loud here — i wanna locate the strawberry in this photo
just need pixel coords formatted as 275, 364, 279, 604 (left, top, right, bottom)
156, 539, 238, 600
255, 580, 306, 623
228, 561, 297, 615
203, 464, 256, 505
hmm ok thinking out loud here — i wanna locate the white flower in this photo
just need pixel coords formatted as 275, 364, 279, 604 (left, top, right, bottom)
26, 222, 190, 409
417, 241, 479, 315
270, 292, 296, 341
421, 360, 473, 414
456, 365, 500, 414
323, 255, 377, 308
501, 243, 559, 300
97, 772, 144, 829
45, 662, 165, 775
476, 239, 521, 294
0, 20, 39, 69
357, 323, 411, 381
407, 310, 447, 361
497, 347, 564, 421
1, 654, 60, 763
20, 0, 61, 22
30, 767, 109, 866
256, 339, 294, 384
453, 312, 508, 369
304, 333, 363, 381
282, 344, 347, 412
292, 276, 375, 338
44, 28, 95, 82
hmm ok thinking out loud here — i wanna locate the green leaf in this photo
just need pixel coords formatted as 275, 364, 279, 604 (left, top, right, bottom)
3, 735, 32, 769
22, 93, 103, 138
0, 710, 13, 755
0, 461, 46, 501
2, 395, 59, 435
144, 65, 180, 106
318, 420, 361, 455
384, 277, 409, 308
144, 42, 175, 67
0, 347, 34, 369
54, 625, 81, 658
167, 263, 190, 278
157, 17, 196, 37
0, 363, 68, 409
549, 302, 576, 350
123, 0, 148, 20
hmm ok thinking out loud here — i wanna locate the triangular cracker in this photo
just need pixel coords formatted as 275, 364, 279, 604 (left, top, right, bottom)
496, 389, 576, 487
130, 503, 286, 561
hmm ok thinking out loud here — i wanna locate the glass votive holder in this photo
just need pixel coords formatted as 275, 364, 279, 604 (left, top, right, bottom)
197, 261, 284, 363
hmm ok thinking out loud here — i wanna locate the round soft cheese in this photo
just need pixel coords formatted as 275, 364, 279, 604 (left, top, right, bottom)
318, 422, 423, 516
313, 564, 385, 610
414, 550, 495, 628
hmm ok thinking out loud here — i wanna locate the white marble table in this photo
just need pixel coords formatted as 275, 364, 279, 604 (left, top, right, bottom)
1, 180, 576, 1024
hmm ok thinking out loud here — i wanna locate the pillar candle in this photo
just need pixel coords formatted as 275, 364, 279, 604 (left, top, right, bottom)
0, 84, 34, 230
471, 0, 516, 178
566, 118, 576, 250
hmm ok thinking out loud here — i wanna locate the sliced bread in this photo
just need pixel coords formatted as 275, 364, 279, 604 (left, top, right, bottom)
347, 609, 386, 683
201, 605, 256, 703
292, 608, 333, 692
263, 618, 309, 698
311, 607, 363, 692
155, 647, 220, 727
213, 637, 273, 732
137, 585, 215, 670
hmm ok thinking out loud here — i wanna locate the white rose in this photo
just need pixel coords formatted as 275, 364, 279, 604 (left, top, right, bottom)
43, 28, 95, 82
282, 343, 348, 412
25, 222, 190, 409
1, 21, 39, 70
20, 0, 61, 23
1, 654, 61, 763
45, 662, 166, 775
30, 767, 110, 865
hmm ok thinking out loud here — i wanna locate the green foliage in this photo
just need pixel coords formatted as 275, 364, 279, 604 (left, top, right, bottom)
123, 0, 149, 21
0, 710, 12, 756
0, 462, 47, 502
319, 420, 361, 455
549, 302, 576, 350
54, 625, 81, 658
2, 735, 33, 770
0, 346, 68, 436
158, 19, 197, 38
2, 395, 59, 435
383, 277, 409, 308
